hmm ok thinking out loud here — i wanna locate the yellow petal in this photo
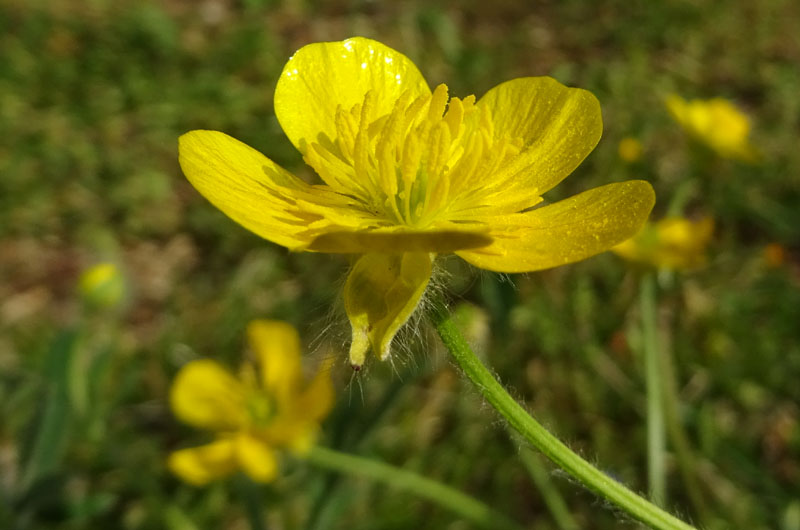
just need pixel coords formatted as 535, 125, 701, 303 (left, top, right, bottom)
170, 359, 247, 431
274, 37, 430, 154
246, 320, 302, 402
457, 180, 655, 273
665, 94, 689, 125
286, 427, 318, 455
167, 439, 237, 485
344, 252, 432, 366
259, 415, 312, 446
235, 433, 278, 483
292, 360, 335, 423
258, 357, 333, 449
306, 229, 492, 253
178, 130, 315, 249
476, 77, 602, 196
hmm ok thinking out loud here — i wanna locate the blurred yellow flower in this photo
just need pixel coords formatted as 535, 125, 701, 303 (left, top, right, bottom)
612, 217, 713, 271
78, 262, 124, 309
168, 320, 333, 485
179, 37, 655, 367
618, 137, 643, 163
665, 94, 758, 162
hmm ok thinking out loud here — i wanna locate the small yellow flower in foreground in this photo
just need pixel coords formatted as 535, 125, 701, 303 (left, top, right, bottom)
665, 94, 758, 162
179, 37, 655, 367
612, 217, 713, 271
618, 137, 643, 163
78, 262, 125, 309
168, 320, 333, 485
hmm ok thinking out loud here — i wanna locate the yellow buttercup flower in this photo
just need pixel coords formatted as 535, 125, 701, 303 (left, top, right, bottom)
168, 320, 333, 485
665, 94, 758, 162
179, 37, 655, 367
612, 217, 713, 271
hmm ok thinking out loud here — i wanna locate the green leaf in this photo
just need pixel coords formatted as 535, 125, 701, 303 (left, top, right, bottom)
20, 328, 78, 492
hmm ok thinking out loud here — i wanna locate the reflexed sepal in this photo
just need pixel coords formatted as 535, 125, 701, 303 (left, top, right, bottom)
344, 252, 433, 366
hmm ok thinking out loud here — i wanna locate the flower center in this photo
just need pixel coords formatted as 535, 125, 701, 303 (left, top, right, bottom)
305, 84, 524, 228
245, 391, 274, 427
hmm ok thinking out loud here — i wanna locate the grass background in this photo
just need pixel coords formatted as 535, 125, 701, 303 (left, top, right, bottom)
1, 0, 799, 528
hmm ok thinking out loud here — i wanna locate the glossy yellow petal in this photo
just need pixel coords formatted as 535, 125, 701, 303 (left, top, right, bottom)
344, 252, 432, 366
246, 320, 302, 402
179, 130, 316, 249
235, 433, 278, 483
475, 77, 602, 196
167, 439, 237, 485
274, 37, 430, 154
457, 181, 655, 273
306, 229, 492, 253
170, 360, 247, 431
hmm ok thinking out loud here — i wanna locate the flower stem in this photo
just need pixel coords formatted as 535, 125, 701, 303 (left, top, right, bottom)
431, 303, 697, 530
305, 445, 523, 530
641, 273, 667, 506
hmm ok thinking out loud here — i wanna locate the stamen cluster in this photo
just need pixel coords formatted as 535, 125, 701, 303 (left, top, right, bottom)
306, 84, 525, 229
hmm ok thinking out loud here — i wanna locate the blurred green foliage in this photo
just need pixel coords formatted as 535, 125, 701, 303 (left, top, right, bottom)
1, 0, 799, 529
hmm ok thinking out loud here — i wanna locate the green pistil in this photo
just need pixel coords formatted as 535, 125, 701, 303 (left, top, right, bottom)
246, 392, 274, 426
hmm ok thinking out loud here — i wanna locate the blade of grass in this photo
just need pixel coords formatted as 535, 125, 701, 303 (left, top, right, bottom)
20, 328, 79, 492
305, 446, 523, 530
641, 273, 667, 506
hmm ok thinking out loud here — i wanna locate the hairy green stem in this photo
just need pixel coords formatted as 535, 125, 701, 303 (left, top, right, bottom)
432, 303, 697, 530
305, 446, 522, 530
641, 273, 667, 506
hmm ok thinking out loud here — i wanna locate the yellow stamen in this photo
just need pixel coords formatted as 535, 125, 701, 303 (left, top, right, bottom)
305, 83, 528, 229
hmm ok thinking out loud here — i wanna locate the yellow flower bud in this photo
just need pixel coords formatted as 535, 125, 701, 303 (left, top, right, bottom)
78, 262, 125, 309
